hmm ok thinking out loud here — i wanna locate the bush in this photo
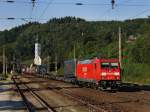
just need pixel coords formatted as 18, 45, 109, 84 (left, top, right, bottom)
122, 63, 150, 84
57, 67, 64, 76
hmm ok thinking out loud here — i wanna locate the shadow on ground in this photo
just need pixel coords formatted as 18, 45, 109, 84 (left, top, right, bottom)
0, 101, 25, 110
119, 83, 150, 92
0, 82, 15, 92
0, 82, 14, 85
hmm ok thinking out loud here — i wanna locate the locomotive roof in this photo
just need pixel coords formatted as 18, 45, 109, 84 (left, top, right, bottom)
77, 58, 119, 64
99, 59, 119, 62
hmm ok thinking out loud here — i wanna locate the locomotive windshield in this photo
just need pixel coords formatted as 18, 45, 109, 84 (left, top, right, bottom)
101, 62, 118, 68
101, 62, 109, 68
110, 63, 118, 68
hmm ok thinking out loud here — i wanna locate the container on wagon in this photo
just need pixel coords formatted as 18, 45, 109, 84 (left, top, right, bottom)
64, 59, 76, 78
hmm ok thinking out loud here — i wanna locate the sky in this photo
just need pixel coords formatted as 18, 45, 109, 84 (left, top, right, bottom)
0, 0, 150, 31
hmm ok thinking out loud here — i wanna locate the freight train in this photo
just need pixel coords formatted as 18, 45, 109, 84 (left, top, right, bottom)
64, 58, 121, 90
21, 58, 121, 90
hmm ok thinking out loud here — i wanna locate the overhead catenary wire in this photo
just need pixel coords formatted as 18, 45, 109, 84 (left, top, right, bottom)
100, 0, 130, 20
30, 0, 36, 22
127, 8, 150, 19
1, 0, 150, 7
0, 17, 47, 21
38, 0, 54, 21
0, 0, 150, 25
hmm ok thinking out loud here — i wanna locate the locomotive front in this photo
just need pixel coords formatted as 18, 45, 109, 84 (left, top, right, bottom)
99, 59, 121, 90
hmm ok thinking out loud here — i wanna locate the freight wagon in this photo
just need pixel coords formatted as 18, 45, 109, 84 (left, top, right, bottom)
21, 64, 48, 75
64, 58, 121, 90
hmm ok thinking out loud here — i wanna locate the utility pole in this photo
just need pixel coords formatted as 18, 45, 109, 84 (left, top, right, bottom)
13, 54, 15, 71
6, 57, 7, 75
48, 56, 50, 73
54, 27, 58, 74
74, 43, 76, 76
73, 43, 76, 60
119, 27, 122, 68
55, 54, 57, 74
3, 47, 5, 77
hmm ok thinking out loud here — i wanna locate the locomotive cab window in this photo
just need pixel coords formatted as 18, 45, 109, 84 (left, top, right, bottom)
101, 62, 109, 68
101, 62, 118, 68
110, 63, 118, 68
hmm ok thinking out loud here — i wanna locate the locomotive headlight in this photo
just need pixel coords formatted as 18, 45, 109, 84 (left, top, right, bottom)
101, 72, 106, 76
114, 72, 119, 76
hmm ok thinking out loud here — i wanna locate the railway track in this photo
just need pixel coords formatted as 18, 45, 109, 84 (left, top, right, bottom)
48, 84, 108, 112
12, 75, 56, 112
21, 74, 109, 112
21, 74, 129, 111
12, 74, 150, 112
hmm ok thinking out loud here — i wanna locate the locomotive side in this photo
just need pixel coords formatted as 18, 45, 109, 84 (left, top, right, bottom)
64, 58, 121, 90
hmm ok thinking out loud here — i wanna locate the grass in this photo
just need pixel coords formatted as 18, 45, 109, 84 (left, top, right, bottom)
0, 73, 12, 81
122, 63, 150, 84
57, 67, 64, 76
21, 59, 33, 65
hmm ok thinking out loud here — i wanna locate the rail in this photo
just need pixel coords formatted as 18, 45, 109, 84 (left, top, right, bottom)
12, 76, 35, 112
48, 84, 108, 112
12, 75, 56, 112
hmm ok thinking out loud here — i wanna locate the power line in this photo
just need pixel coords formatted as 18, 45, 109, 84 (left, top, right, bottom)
0, 17, 47, 21
1, 0, 150, 7
0, 0, 150, 22
128, 8, 150, 19
38, 0, 54, 21
117, 4, 150, 7
0, 0, 55, 5
30, 0, 36, 22
100, 0, 131, 20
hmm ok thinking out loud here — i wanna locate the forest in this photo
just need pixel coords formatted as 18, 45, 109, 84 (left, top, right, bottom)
0, 16, 150, 83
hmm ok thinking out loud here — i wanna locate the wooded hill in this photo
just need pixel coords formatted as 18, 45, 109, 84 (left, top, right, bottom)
0, 16, 150, 83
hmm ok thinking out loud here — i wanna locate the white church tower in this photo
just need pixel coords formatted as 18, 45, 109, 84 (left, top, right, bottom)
34, 38, 42, 65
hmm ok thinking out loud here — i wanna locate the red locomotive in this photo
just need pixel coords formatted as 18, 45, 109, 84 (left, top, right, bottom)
64, 58, 121, 90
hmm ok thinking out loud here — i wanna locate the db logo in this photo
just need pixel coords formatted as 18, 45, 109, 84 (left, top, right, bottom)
82, 67, 87, 72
